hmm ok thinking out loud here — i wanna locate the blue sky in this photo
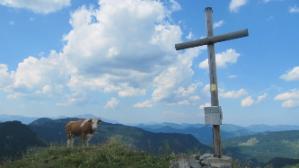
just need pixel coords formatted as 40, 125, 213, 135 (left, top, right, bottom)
0, 0, 298, 125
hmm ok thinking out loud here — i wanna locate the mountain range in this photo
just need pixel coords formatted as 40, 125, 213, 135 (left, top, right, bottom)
0, 121, 45, 161
137, 123, 253, 145
29, 118, 210, 154
0, 118, 210, 162
1, 116, 299, 167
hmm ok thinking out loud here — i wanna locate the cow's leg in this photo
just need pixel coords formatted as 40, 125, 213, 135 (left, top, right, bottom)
81, 134, 87, 147
67, 137, 74, 148
86, 134, 93, 147
67, 132, 73, 148
67, 138, 70, 147
70, 137, 74, 148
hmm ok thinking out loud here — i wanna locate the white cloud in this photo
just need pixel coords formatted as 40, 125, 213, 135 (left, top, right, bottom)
61, 1, 184, 100
0, 0, 71, 14
169, 83, 201, 105
176, 84, 198, 97
228, 75, 237, 79
229, 0, 247, 12
151, 47, 203, 103
220, 88, 247, 99
105, 97, 119, 109
1, 52, 68, 99
202, 84, 211, 95
281, 66, 299, 81
203, 85, 247, 98
241, 96, 254, 107
199, 102, 210, 110
199, 48, 240, 70
13, 54, 66, 90
169, 0, 181, 12
0, 0, 202, 106
275, 89, 299, 108
256, 93, 267, 103
213, 20, 224, 29
240, 93, 267, 107
190, 95, 200, 101
289, 6, 299, 13
186, 32, 193, 40
137, 51, 204, 106
0, 64, 11, 90
133, 100, 153, 109
238, 93, 268, 107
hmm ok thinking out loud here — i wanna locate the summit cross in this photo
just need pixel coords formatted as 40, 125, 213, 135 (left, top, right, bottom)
175, 7, 249, 158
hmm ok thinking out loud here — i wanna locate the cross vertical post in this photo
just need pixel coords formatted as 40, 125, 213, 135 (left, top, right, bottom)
205, 7, 221, 158
175, 6, 248, 159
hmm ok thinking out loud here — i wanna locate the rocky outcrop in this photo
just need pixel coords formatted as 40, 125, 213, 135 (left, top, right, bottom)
170, 153, 232, 168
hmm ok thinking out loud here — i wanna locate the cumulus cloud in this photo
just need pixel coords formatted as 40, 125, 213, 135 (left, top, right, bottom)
241, 96, 254, 107
169, 0, 181, 12
202, 84, 211, 95
172, 83, 201, 105
220, 88, 247, 99
203, 84, 247, 99
105, 97, 119, 109
289, 6, 299, 13
0, 64, 12, 90
133, 100, 153, 109
199, 48, 240, 70
0, 0, 204, 107
0, 0, 71, 14
135, 81, 201, 108
136, 54, 204, 107
275, 89, 299, 108
213, 20, 224, 29
185, 32, 193, 40
229, 0, 247, 12
256, 93, 267, 103
281, 66, 299, 81
1, 52, 68, 99
176, 83, 198, 97
240, 93, 267, 107
60, 0, 186, 102
150, 46, 203, 104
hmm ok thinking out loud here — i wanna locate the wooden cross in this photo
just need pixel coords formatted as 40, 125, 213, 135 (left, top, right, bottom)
175, 7, 249, 158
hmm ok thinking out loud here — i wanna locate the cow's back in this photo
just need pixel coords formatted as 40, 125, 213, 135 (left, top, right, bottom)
66, 120, 83, 136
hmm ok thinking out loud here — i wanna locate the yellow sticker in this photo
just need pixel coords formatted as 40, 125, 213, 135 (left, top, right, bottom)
211, 84, 217, 92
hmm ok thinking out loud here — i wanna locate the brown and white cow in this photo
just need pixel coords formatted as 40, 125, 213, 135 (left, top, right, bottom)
65, 118, 101, 147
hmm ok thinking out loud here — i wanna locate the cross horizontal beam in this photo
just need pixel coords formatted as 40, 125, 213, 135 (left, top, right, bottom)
175, 29, 249, 50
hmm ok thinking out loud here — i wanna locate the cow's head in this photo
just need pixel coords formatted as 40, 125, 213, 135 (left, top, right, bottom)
91, 118, 101, 130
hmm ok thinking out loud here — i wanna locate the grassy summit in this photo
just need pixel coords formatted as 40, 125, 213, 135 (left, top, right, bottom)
2, 139, 172, 168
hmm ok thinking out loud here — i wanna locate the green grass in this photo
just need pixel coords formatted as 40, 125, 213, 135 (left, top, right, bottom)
1, 139, 172, 168
285, 164, 299, 168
